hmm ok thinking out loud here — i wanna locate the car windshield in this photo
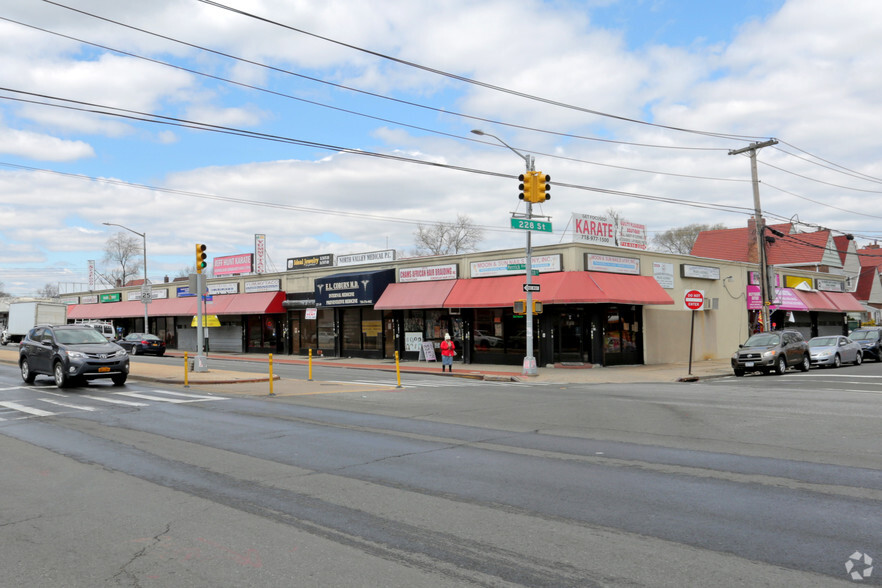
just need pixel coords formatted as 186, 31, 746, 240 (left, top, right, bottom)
809, 337, 837, 347
55, 329, 110, 344
744, 333, 781, 347
849, 331, 879, 341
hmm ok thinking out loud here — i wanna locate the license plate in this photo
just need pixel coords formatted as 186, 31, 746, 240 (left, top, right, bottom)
98, 367, 110, 372
745, 362, 754, 367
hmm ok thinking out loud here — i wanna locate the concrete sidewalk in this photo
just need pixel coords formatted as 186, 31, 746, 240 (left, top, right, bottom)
0, 347, 732, 390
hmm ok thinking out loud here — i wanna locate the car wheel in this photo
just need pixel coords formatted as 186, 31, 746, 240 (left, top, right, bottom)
798, 354, 810, 372
20, 358, 36, 384
53, 361, 69, 388
832, 354, 841, 368
111, 374, 127, 386
131, 345, 139, 356
733, 368, 745, 377
774, 356, 787, 375
855, 352, 863, 366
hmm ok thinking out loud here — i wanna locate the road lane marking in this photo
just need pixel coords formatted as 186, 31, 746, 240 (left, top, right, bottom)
81, 394, 149, 407
36, 398, 97, 411
0, 401, 55, 417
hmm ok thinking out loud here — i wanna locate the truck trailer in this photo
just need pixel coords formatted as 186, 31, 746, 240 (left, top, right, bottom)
1, 301, 68, 345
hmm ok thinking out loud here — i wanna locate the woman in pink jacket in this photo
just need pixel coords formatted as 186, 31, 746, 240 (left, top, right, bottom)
440, 333, 455, 372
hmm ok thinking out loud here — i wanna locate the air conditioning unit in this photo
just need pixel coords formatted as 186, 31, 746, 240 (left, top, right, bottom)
449, 308, 461, 315
707, 297, 719, 310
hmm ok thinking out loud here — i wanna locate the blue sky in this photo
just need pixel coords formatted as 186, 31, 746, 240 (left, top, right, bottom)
1, 0, 879, 297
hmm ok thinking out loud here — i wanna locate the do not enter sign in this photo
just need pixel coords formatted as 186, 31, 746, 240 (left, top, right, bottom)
684, 289, 704, 310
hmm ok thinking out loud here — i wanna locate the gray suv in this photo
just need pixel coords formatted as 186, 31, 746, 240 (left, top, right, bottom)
731, 330, 811, 376
19, 325, 129, 388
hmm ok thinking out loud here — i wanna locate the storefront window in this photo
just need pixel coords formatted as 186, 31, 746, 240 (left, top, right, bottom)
342, 308, 361, 351
362, 309, 382, 351
317, 310, 335, 349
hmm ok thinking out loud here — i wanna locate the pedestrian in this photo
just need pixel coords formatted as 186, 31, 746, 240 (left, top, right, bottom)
440, 333, 455, 372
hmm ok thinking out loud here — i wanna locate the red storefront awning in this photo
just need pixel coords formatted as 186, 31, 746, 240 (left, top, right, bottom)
792, 289, 839, 311
822, 291, 865, 312
374, 281, 457, 310
442, 272, 674, 308
66, 291, 286, 320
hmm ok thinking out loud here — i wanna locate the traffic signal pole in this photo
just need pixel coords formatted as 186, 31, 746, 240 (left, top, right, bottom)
523, 156, 538, 376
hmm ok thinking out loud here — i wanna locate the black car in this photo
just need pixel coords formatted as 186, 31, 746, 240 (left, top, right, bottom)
731, 329, 811, 376
848, 327, 882, 361
19, 325, 129, 388
118, 333, 166, 356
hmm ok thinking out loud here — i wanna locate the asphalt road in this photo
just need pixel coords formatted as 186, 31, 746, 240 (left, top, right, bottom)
0, 361, 879, 586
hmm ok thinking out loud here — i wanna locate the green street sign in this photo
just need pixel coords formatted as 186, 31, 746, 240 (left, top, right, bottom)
510, 218, 552, 233
506, 264, 538, 275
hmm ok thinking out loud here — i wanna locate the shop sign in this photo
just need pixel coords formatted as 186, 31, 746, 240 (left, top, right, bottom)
254, 234, 266, 274
816, 279, 845, 292
399, 264, 458, 282
585, 254, 640, 275
653, 262, 675, 289
681, 264, 721, 280
80, 294, 99, 304
304, 308, 317, 320
59, 297, 79, 305
314, 269, 394, 307
177, 286, 195, 297
287, 253, 334, 271
785, 275, 813, 289
208, 282, 239, 295
336, 249, 396, 267
362, 320, 382, 337
470, 254, 562, 278
214, 253, 253, 276
245, 279, 280, 293
100, 292, 121, 303
747, 286, 808, 311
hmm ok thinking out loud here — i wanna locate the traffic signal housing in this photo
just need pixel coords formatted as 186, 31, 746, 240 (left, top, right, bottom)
532, 300, 543, 314
195, 243, 207, 274
518, 172, 536, 202
513, 299, 527, 314
535, 173, 550, 202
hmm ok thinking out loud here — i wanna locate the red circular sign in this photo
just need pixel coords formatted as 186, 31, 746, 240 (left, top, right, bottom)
684, 289, 704, 310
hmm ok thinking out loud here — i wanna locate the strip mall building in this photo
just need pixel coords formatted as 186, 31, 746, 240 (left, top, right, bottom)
62, 239, 864, 367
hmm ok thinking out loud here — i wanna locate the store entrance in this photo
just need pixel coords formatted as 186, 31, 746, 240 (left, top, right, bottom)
553, 310, 584, 363
602, 305, 643, 366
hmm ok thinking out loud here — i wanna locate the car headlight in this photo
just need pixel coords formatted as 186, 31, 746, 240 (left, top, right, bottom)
817, 351, 832, 357
762, 350, 777, 359
114, 349, 128, 357
66, 351, 86, 359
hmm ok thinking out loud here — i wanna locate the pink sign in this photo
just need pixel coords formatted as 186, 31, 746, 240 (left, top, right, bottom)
213, 253, 253, 276
746, 286, 808, 311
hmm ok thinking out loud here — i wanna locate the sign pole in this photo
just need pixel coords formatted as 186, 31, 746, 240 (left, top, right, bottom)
683, 289, 705, 376
688, 310, 695, 376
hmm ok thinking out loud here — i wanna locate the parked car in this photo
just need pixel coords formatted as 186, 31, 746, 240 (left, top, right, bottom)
848, 327, 882, 361
19, 324, 129, 388
118, 333, 166, 356
808, 335, 863, 368
731, 330, 810, 376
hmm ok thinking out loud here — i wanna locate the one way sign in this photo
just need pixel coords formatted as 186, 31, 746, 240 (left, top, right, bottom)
523, 284, 540, 292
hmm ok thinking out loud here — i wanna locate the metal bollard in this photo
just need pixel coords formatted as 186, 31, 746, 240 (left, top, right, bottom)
308, 348, 313, 381
184, 351, 189, 388
268, 353, 274, 396
395, 350, 402, 388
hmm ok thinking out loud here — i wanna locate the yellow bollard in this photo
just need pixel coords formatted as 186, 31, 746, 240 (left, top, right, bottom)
184, 351, 189, 388
308, 348, 313, 381
395, 350, 402, 388
268, 353, 275, 396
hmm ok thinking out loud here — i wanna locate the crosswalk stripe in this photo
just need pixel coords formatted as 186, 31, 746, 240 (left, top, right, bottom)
36, 398, 97, 411
0, 401, 55, 417
148, 389, 223, 400
81, 394, 149, 407
114, 392, 194, 403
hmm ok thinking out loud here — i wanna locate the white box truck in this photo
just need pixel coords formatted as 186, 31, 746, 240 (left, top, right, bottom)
1, 301, 68, 345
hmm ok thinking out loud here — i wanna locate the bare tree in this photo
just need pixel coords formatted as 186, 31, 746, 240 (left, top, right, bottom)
653, 223, 728, 254
0, 281, 8, 297
36, 283, 59, 298
102, 232, 144, 286
413, 214, 484, 256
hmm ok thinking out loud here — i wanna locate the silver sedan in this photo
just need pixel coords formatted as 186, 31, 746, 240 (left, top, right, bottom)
808, 335, 863, 368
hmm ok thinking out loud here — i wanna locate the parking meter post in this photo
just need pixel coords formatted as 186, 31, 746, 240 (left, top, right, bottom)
268, 353, 274, 396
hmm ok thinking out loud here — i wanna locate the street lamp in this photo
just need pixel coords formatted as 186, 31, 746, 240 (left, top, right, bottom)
471, 129, 538, 376
103, 222, 149, 333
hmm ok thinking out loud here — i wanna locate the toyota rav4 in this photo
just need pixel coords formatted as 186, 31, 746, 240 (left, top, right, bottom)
19, 325, 129, 388
731, 330, 810, 376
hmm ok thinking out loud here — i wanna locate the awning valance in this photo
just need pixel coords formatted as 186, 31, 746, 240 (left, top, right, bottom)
66, 291, 286, 320
792, 290, 839, 312
374, 280, 457, 310
822, 291, 865, 312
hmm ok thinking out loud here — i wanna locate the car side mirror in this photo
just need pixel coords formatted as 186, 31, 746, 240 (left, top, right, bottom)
42, 340, 52, 347
739, 344, 744, 348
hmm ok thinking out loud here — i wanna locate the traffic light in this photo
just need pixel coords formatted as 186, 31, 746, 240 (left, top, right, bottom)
535, 173, 550, 202
532, 300, 543, 314
518, 171, 537, 202
513, 299, 527, 314
195, 243, 207, 274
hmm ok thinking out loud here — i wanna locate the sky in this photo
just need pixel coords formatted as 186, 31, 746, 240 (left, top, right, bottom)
2, 0, 881, 297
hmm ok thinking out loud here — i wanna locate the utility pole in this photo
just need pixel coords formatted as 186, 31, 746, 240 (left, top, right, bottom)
729, 138, 778, 332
